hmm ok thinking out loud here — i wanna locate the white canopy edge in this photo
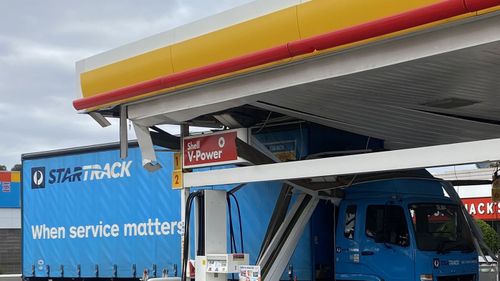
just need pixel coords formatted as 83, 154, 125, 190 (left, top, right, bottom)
183, 138, 500, 187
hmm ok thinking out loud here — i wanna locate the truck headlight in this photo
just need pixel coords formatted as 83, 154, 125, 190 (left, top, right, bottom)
420, 274, 433, 281
480, 264, 498, 273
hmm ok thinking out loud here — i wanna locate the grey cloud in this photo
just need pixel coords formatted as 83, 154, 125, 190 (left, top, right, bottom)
0, 1, 251, 50
0, 40, 15, 58
0, 0, 252, 168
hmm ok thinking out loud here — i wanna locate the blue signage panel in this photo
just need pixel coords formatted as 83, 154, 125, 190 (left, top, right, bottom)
22, 147, 179, 278
0, 172, 21, 208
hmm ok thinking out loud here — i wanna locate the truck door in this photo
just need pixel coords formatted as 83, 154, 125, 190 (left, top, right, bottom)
335, 203, 363, 276
359, 204, 415, 281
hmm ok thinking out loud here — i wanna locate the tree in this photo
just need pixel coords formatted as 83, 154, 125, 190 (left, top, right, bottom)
476, 219, 499, 253
11, 164, 21, 171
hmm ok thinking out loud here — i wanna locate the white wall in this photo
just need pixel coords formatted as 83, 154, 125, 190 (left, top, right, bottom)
0, 208, 21, 229
453, 184, 491, 199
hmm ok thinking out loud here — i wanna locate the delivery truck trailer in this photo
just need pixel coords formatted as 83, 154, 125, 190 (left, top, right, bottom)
21, 142, 315, 281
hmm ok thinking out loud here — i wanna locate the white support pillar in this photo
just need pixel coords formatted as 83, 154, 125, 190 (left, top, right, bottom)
257, 194, 308, 267
260, 195, 319, 281
119, 105, 128, 159
180, 124, 190, 271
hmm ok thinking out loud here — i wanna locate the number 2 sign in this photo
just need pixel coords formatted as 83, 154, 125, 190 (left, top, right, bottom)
172, 153, 183, 189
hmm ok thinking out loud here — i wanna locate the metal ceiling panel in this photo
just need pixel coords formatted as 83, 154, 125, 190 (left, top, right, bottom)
255, 38, 500, 148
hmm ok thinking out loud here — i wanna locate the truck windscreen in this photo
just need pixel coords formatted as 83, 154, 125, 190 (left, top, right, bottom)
409, 203, 474, 253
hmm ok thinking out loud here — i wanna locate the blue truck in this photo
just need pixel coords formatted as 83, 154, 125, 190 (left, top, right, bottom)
21, 125, 481, 281
335, 176, 478, 281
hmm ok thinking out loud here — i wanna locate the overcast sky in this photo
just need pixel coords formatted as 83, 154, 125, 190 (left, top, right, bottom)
0, 0, 252, 169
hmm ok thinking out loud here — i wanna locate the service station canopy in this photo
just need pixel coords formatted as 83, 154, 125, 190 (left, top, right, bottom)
74, 0, 500, 187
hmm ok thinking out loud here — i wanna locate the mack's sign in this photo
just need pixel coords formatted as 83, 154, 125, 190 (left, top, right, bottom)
183, 130, 245, 169
462, 197, 500, 221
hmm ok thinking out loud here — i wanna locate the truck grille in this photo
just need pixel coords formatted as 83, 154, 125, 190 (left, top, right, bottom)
437, 275, 475, 281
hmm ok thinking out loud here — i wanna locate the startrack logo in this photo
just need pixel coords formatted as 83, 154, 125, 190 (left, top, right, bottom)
31, 161, 133, 188
31, 167, 46, 189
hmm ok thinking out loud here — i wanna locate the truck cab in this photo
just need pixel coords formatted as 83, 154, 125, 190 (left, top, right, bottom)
335, 178, 478, 281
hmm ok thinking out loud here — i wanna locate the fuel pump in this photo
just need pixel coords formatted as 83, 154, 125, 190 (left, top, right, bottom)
182, 190, 249, 281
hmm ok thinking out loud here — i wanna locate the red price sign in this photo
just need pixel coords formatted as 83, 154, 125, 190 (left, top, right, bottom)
183, 131, 238, 168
